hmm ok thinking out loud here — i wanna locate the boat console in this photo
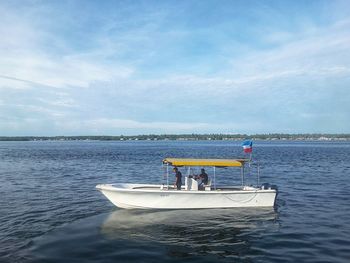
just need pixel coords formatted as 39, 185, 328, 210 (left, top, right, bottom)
185, 177, 198, 190
184, 177, 211, 191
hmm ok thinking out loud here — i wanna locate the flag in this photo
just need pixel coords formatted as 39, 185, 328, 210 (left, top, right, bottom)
242, 140, 253, 153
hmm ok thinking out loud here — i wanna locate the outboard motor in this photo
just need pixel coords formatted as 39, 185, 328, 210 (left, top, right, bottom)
261, 183, 270, 190
270, 184, 278, 191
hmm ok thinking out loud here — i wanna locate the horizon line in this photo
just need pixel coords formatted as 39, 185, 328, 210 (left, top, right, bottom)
1, 133, 350, 137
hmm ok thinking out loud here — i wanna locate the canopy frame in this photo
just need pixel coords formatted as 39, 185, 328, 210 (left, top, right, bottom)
163, 158, 249, 168
163, 157, 250, 190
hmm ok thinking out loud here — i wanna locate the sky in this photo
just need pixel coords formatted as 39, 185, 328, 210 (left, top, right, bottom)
0, 0, 349, 136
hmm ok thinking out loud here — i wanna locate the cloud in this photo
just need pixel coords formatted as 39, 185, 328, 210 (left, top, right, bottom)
0, 1, 350, 135
0, 50, 134, 89
0, 4, 134, 89
227, 18, 350, 81
62, 118, 211, 134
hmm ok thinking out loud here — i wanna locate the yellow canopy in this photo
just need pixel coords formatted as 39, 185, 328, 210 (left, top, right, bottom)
163, 158, 248, 167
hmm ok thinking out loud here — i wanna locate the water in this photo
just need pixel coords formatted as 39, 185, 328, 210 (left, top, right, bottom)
0, 140, 349, 262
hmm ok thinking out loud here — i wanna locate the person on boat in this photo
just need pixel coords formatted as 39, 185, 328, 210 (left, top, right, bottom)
173, 167, 182, 190
197, 168, 208, 189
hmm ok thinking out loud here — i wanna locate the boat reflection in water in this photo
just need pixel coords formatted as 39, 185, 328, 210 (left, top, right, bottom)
31, 208, 279, 262
100, 208, 278, 259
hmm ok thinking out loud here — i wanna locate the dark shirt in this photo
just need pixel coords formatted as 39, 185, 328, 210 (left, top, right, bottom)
199, 172, 208, 185
175, 171, 182, 184
175, 171, 182, 190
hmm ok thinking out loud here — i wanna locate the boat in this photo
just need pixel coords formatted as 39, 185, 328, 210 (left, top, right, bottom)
96, 157, 277, 209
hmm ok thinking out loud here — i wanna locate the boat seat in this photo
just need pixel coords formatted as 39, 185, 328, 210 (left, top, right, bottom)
204, 178, 212, 191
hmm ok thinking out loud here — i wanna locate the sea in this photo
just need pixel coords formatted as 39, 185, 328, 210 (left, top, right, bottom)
0, 140, 349, 263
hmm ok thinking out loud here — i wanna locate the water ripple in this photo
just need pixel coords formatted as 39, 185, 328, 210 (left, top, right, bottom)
0, 141, 349, 262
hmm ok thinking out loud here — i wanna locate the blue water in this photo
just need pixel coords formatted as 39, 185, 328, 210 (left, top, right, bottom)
0, 140, 349, 262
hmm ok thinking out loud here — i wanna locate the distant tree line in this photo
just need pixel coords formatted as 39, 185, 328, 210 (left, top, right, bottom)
0, 133, 349, 141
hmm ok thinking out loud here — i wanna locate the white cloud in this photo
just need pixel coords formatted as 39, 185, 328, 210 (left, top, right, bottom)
73, 118, 211, 132
0, 5, 134, 90
0, 2, 349, 135
227, 18, 350, 83
0, 51, 134, 89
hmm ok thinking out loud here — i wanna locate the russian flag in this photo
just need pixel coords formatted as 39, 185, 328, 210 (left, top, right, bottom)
242, 140, 253, 153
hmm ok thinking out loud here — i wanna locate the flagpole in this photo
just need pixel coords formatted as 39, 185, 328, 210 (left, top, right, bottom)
242, 140, 253, 179
248, 151, 252, 176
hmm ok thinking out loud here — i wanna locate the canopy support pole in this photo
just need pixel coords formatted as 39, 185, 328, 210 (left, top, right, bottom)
241, 165, 244, 187
166, 164, 169, 190
257, 162, 260, 187
213, 166, 216, 190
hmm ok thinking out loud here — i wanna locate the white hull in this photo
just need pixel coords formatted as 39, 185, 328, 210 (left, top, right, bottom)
96, 183, 277, 209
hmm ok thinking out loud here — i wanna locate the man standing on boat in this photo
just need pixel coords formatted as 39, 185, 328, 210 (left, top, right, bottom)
173, 167, 182, 190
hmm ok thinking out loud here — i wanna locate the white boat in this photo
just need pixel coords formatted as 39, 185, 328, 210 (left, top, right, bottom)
96, 158, 277, 209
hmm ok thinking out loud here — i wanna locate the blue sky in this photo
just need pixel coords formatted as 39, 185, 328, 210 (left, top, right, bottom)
0, 0, 349, 136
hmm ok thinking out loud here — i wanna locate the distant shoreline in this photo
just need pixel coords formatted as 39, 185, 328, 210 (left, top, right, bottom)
0, 134, 349, 141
